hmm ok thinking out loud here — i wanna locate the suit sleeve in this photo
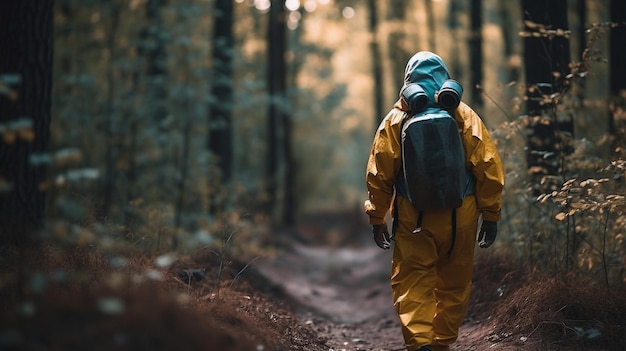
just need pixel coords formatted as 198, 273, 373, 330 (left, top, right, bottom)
456, 103, 505, 222
364, 109, 404, 225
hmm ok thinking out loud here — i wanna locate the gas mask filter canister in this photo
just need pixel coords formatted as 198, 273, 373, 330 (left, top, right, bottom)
435, 79, 463, 110
400, 83, 428, 112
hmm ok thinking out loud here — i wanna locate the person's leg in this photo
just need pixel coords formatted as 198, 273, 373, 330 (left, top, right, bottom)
431, 196, 478, 349
391, 196, 438, 350
431, 256, 473, 349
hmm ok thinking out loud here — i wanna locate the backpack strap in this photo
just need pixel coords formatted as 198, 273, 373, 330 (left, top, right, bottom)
412, 211, 424, 234
448, 208, 457, 255
411, 209, 455, 255
392, 195, 399, 236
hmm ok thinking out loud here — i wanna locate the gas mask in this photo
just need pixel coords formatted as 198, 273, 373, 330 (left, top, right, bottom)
400, 79, 463, 113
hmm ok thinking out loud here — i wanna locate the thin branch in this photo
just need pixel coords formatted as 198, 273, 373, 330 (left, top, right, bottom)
230, 256, 259, 290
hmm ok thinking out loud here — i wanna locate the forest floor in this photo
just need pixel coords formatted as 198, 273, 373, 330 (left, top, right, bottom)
1, 211, 625, 350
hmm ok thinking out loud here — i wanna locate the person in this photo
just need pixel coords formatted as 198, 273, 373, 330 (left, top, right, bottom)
363, 51, 504, 351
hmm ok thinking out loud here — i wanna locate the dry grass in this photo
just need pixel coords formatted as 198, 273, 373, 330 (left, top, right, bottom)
0, 245, 326, 351
467, 254, 626, 350
2, 244, 626, 351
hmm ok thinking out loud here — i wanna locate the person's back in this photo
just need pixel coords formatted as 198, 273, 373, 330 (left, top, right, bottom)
398, 109, 470, 212
364, 51, 505, 351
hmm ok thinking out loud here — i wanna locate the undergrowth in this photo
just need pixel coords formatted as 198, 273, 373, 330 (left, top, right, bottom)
491, 21, 626, 288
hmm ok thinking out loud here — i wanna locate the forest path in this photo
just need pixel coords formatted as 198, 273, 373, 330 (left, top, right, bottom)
255, 239, 513, 351
256, 242, 406, 350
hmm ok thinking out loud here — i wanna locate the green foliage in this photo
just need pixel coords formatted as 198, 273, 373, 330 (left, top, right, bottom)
51, 0, 216, 242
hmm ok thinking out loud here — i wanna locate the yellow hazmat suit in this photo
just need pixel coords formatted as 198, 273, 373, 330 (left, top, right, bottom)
364, 52, 504, 351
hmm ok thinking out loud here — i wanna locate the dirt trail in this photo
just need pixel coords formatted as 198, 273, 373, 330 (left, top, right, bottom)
256, 243, 407, 350
255, 239, 523, 351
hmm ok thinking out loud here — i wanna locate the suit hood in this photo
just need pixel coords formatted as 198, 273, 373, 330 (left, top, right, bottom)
401, 51, 451, 109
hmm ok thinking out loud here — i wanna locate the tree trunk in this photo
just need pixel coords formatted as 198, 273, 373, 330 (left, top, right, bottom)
267, 0, 293, 225
469, 0, 483, 107
522, 0, 570, 116
574, 0, 586, 105
173, 108, 192, 250
424, 0, 436, 51
367, 0, 384, 128
609, 0, 626, 144
577, 0, 587, 60
144, 0, 167, 82
447, 0, 463, 80
387, 0, 410, 92
209, 0, 234, 187
143, 0, 168, 125
610, 1, 626, 98
142, 0, 169, 204
522, 0, 573, 177
522, 0, 576, 269
100, 2, 120, 219
0, 1, 54, 245
499, 1, 519, 83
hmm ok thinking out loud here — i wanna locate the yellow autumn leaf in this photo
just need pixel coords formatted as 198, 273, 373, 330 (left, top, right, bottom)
555, 212, 567, 221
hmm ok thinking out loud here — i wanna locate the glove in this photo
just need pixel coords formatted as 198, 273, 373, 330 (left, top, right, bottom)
372, 223, 393, 250
478, 220, 497, 248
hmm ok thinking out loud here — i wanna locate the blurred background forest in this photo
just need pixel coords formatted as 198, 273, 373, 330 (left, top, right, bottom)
1, 0, 626, 287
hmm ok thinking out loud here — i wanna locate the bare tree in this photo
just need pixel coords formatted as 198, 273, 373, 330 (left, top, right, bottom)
142, 0, 168, 201
498, 1, 520, 83
447, 0, 464, 80
387, 0, 410, 92
522, 0, 576, 270
209, 0, 234, 190
367, 0, 384, 127
571, 0, 587, 107
100, 2, 121, 219
610, 1, 626, 101
469, 0, 483, 107
521, 0, 573, 178
609, 0, 626, 145
143, 0, 168, 128
576, 0, 587, 61
424, 0, 436, 51
267, 0, 294, 225
0, 1, 54, 245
